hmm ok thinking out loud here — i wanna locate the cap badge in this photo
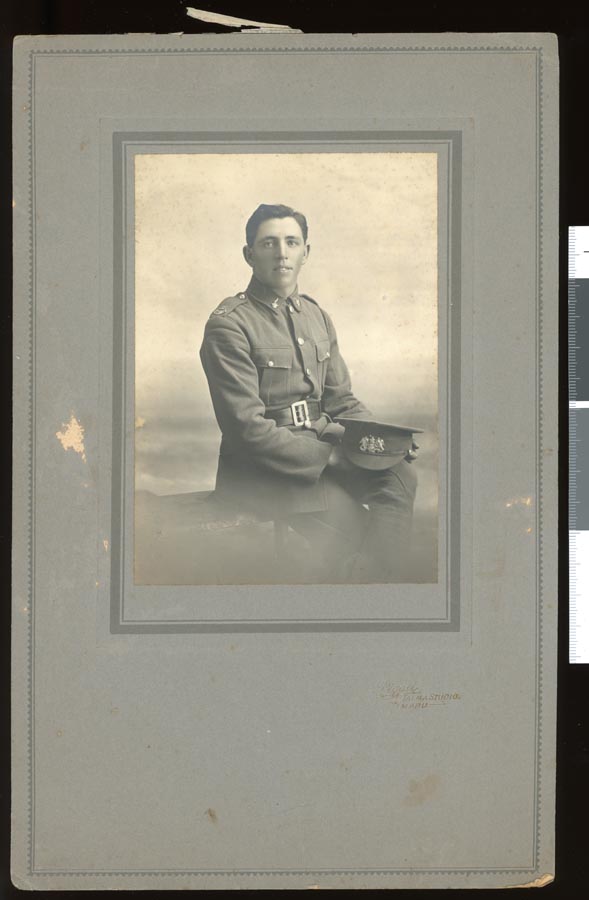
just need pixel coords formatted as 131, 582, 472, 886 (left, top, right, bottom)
359, 435, 386, 455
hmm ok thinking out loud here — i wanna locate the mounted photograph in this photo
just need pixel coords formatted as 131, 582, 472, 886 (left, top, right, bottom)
12, 34, 557, 891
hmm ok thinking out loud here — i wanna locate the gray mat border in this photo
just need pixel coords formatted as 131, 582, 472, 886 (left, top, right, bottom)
21, 42, 546, 878
111, 131, 459, 633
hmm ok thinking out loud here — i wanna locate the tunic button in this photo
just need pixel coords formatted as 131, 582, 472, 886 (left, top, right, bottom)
297, 337, 305, 345
268, 360, 274, 367
288, 305, 294, 313
306, 367, 311, 375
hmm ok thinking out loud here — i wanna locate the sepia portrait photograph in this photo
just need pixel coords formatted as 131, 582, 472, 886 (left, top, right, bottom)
134, 150, 439, 586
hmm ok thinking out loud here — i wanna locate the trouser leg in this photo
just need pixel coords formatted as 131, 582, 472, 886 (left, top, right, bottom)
331, 460, 418, 583
286, 474, 368, 582
286, 462, 417, 583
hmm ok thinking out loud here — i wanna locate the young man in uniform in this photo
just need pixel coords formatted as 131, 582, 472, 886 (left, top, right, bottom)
199, 203, 418, 582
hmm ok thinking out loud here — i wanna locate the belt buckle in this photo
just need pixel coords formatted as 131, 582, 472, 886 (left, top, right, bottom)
291, 399, 311, 428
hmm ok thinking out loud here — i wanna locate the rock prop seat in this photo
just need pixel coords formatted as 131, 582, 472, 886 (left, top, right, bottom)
134, 490, 318, 585
134, 480, 438, 586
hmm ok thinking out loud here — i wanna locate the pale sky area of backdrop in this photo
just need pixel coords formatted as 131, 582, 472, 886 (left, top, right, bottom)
134, 151, 439, 508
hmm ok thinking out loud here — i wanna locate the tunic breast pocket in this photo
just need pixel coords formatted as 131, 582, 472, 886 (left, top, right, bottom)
251, 347, 293, 406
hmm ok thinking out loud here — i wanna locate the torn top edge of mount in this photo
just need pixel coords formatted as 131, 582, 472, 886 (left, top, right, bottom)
185, 6, 303, 33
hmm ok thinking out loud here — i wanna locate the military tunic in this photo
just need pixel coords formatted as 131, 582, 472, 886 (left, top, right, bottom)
199, 275, 370, 517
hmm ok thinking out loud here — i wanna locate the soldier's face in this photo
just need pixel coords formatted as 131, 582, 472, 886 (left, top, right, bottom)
244, 217, 309, 297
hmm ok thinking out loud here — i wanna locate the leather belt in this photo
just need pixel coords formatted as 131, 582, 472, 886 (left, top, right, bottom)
265, 399, 322, 427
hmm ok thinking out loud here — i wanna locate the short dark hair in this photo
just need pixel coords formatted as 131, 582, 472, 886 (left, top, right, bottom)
245, 204, 308, 247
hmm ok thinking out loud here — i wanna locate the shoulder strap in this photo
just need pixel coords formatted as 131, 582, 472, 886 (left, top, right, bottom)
209, 292, 249, 318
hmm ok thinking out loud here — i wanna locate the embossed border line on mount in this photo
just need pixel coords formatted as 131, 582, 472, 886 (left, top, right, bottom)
110, 131, 460, 634
22, 44, 547, 879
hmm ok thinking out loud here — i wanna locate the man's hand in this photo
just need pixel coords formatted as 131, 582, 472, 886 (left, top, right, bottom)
404, 440, 420, 463
327, 443, 356, 471
327, 443, 344, 466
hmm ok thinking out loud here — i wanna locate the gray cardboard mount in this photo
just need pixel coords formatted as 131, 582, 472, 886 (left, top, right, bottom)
12, 33, 558, 890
